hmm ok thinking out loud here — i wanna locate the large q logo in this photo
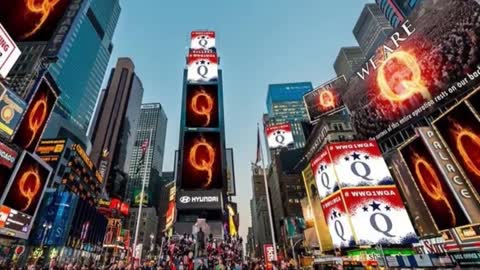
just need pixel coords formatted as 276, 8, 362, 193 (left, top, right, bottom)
319, 90, 335, 109
191, 89, 214, 127
24, 0, 62, 39
26, 95, 48, 148
377, 51, 430, 102
451, 121, 480, 177
18, 166, 42, 212
189, 137, 215, 188
413, 152, 456, 226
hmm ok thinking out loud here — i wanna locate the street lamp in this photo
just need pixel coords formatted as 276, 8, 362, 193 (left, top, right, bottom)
150, 234, 155, 258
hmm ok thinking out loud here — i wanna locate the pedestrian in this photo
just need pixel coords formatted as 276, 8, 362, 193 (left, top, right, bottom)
196, 259, 207, 270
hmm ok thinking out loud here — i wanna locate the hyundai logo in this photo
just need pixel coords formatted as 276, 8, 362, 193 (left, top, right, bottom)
179, 196, 191, 204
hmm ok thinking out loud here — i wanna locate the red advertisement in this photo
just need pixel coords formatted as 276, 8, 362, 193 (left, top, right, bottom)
186, 84, 219, 128
263, 244, 276, 263
343, 0, 480, 139
311, 148, 338, 199
303, 76, 346, 123
2, 151, 51, 217
12, 78, 58, 152
181, 132, 222, 189
190, 31, 215, 50
321, 192, 354, 248
433, 103, 480, 197
0, 0, 71, 42
400, 137, 469, 231
342, 186, 417, 245
327, 140, 395, 188
187, 50, 218, 83
0, 141, 17, 169
265, 123, 294, 149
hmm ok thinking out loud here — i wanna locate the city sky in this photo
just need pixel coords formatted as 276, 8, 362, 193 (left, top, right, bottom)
105, 0, 370, 239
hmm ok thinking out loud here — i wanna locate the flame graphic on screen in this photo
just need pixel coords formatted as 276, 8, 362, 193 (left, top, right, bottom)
24, 0, 62, 39
18, 167, 41, 211
189, 137, 215, 187
413, 152, 456, 225
26, 95, 48, 148
191, 90, 214, 126
377, 51, 430, 102
451, 121, 480, 177
319, 90, 335, 109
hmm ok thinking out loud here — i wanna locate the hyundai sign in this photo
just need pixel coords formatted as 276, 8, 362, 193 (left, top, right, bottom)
177, 190, 222, 210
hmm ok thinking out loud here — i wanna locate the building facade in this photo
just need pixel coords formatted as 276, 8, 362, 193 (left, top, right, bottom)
353, 3, 393, 58
333, 47, 366, 80
375, 0, 420, 27
250, 165, 273, 257
127, 207, 158, 255
125, 103, 168, 202
90, 58, 144, 199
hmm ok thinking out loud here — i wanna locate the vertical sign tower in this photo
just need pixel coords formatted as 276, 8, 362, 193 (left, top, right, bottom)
175, 31, 227, 238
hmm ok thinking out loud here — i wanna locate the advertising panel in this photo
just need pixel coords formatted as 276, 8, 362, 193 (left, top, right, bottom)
432, 102, 480, 197
343, 0, 480, 139
186, 84, 219, 128
303, 76, 346, 123
187, 50, 218, 83
449, 251, 480, 267
327, 141, 395, 188
181, 131, 222, 189
265, 123, 294, 149
0, 151, 52, 239
388, 152, 439, 237
36, 139, 66, 168
321, 191, 355, 248
0, 24, 21, 78
0, 141, 17, 200
417, 127, 480, 223
190, 31, 216, 50
226, 148, 236, 196
12, 77, 58, 152
302, 166, 333, 251
176, 190, 223, 210
263, 244, 276, 264
0, 85, 26, 139
342, 186, 418, 245
132, 189, 149, 206
165, 200, 175, 231
399, 137, 469, 231
311, 148, 338, 199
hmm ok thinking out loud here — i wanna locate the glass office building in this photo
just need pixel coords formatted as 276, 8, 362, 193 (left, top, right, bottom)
375, 0, 420, 27
49, 0, 121, 133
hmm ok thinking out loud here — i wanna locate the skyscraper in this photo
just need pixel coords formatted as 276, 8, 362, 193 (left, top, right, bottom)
126, 103, 168, 202
353, 3, 393, 58
333, 47, 366, 80
375, 0, 420, 27
90, 58, 144, 199
265, 82, 312, 149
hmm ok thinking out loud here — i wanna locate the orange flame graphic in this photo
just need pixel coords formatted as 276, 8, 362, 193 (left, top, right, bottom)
451, 121, 480, 177
189, 137, 215, 187
24, 0, 62, 39
377, 51, 430, 102
18, 167, 41, 211
27, 95, 48, 148
191, 90, 214, 127
319, 90, 335, 109
413, 152, 456, 226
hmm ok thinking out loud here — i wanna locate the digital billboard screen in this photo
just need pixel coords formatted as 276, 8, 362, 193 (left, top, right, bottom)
13, 77, 58, 152
321, 191, 355, 248
187, 50, 218, 83
186, 84, 219, 128
400, 137, 469, 231
343, 0, 480, 139
36, 139, 66, 168
181, 131, 222, 189
311, 148, 338, 200
433, 103, 480, 197
0, 85, 26, 139
0, 0, 71, 42
0, 142, 17, 200
303, 76, 346, 123
190, 31, 216, 50
265, 123, 294, 149
342, 186, 418, 245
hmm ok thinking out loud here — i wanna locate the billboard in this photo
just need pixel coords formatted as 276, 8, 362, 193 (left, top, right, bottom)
181, 131, 222, 189
263, 244, 276, 263
432, 103, 480, 197
265, 123, 294, 149
327, 141, 395, 188
0, 85, 26, 139
321, 191, 355, 248
176, 190, 223, 210
12, 77, 58, 152
0, 142, 17, 200
303, 76, 346, 123
342, 186, 418, 245
399, 137, 470, 231
190, 31, 216, 50
186, 84, 219, 128
226, 148, 236, 196
311, 148, 338, 199
187, 50, 218, 83
36, 139, 66, 168
0, 151, 51, 239
0, 24, 21, 78
343, 0, 480, 139
132, 189, 149, 206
